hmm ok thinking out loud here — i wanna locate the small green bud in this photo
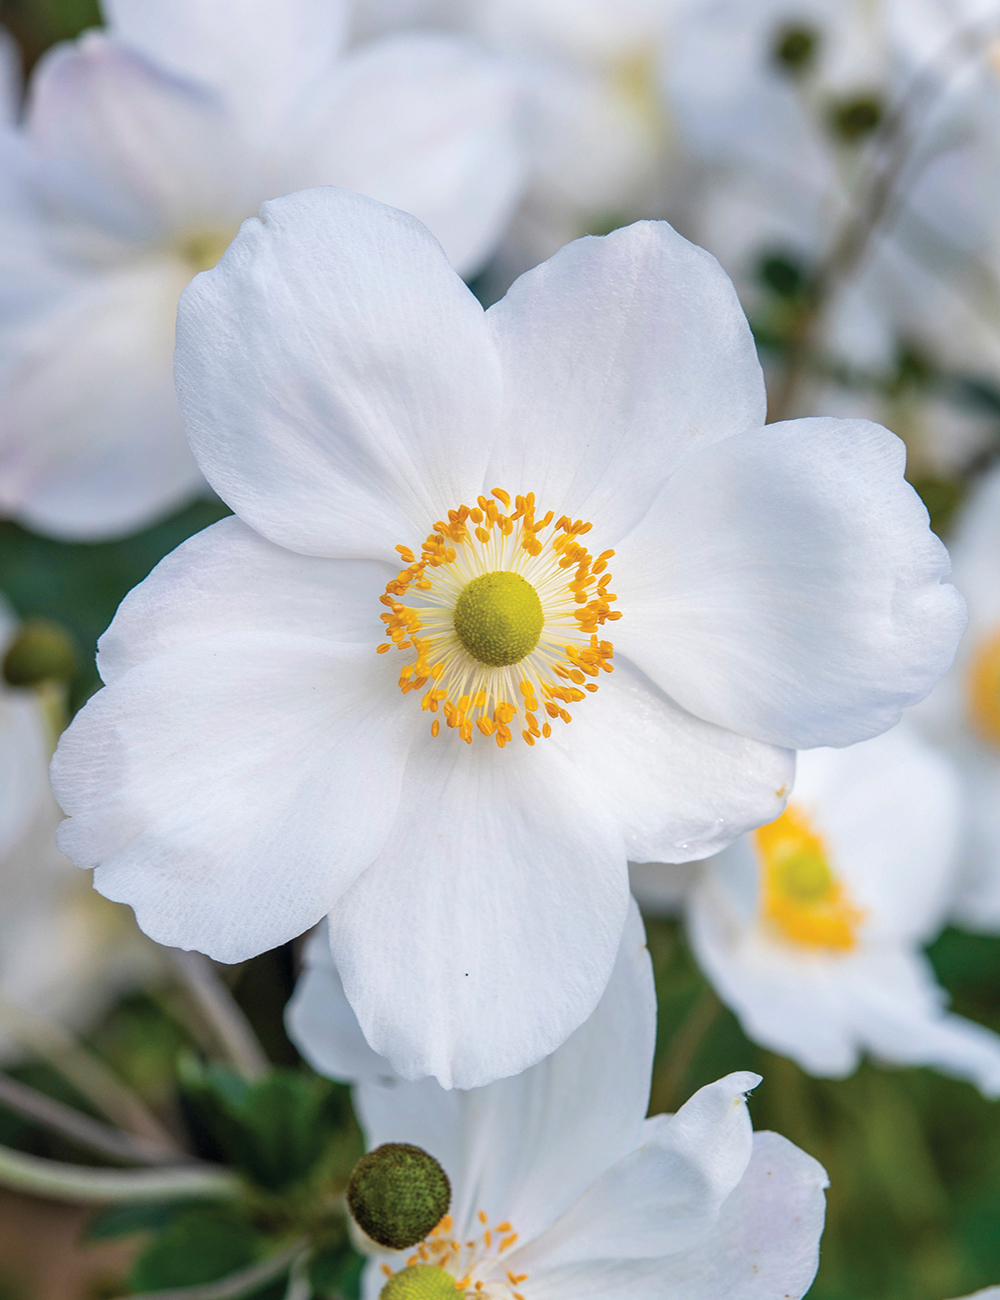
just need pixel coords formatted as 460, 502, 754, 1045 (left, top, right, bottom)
3, 620, 77, 687
380, 1266, 461, 1300
828, 94, 883, 142
348, 1144, 451, 1251
453, 571, 543, 668
772, 23, 820, 73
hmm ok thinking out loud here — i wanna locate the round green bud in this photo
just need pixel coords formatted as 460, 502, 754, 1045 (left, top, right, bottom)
828, 94, 883, 142
453, 571, 543, 668
3, 620, 77, 687
772, 23, 820, 73
380, 1266, 461, 1300
348, 1143, 451, 1250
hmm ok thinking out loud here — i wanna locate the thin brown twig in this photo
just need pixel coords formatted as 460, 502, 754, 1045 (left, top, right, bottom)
0, 1072, 186, 1166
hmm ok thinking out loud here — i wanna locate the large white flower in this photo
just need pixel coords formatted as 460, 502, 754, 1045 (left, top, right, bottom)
0, 607, 150, 1057
687, 722, 1000, 1093
0, 0, 524, 540
913, 463, 1000, 930
52, 187, 964, 1088
288, 902, 829, 1300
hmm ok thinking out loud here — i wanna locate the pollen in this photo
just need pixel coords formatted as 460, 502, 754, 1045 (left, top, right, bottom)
379, 489, 619, 747
965, 628, 1000, 749
755, 805, 865, 952
384, 1210, 528, 1300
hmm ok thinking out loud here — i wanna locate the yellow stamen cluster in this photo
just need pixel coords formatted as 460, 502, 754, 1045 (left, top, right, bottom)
966, 628, 1000, 749
380, 1212, 528, 1300
378, 489, 620, 747
755, 805, 865, 952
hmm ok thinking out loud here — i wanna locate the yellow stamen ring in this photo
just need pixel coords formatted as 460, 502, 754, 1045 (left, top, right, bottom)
379, 489, 619, 748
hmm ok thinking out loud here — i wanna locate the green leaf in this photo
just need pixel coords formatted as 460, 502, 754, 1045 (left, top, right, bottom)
129, 1206, 262, 1292
83, 1200, 189, 1241
310, 1240, 365, 1299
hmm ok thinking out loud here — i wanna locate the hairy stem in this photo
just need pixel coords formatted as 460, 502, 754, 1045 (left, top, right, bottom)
0, 1141, 240, 1204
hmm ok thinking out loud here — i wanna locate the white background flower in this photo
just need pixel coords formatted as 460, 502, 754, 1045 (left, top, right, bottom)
288, 901, 829, 1300
688, 722, 1000, 1093
52, 186, 964, 1088
0, 0, 524, 539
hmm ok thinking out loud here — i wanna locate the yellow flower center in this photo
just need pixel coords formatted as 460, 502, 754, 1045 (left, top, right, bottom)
380, 1213, 528, 1300
755, 805, 864, 952
378, 489, 620, 748
965, 628, 1000, 748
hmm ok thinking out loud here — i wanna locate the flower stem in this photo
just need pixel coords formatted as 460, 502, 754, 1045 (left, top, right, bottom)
126, 1240, 309, 1299
650, 985, 722, 1115
0, 1141, 240, 1204
166, 950, 270, 1080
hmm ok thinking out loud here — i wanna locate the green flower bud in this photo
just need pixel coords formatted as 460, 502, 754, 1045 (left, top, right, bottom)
828, 94, 883, 142
380, 1266, 461, 1300
772, 23, 820, 73
453, 570, 544, 668
348, 1144, 451, 1250
3, 620, 77, 687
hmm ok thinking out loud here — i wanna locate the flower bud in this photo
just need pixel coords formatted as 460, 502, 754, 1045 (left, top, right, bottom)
348, 1143, 451, 1250
3, 620, 77, 687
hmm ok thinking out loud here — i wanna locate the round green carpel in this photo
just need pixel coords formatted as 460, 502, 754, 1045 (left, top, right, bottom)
775, 850, 834, 903
348, 1143, 451, 1251
380, 1266, 462, 1300
453, 571, 544, 668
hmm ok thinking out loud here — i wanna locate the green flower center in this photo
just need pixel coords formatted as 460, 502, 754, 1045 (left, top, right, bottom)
453, 571, 544, 668
347, 1143, 451, 1251
380, 1266, 461, 1300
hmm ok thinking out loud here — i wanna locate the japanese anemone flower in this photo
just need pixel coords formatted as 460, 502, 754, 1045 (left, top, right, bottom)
52, 186, 964, 1087
287, 901, 829, 1300
0, 0, 523, 540
688, 722, 1000, 1094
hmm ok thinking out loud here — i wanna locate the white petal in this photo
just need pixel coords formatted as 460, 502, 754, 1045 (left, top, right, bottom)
614, 418, 967, 750
486, 221, 766, 543
526, 1128, 826, 1300
51, 638, 418, 962
293, 34, 524, 277
176, 187, 504, 559
0, 260, 204, 541
559, 656, 793, 863
104, 0, 348, 141
348, 901, 654, 1244
285, 922, 399, 1086
512, 1072, 758, 1272
327, 728, 629, 1088
28, 36, 251, 246
96, 515, 394, 683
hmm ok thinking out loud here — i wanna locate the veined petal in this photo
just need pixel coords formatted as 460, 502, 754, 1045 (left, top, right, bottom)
327, 729, 629, 1089
176, 187, 504, 559
614, 418, 967, 750
559, 657, 794, 863
97, 516, 394, 683
346, 901, 654, 1243
0, 259, 203, 541
485, 221, 766, 543
28, 35, 251, 247
524, 1131, 826, 1300
292, 34, 524, 277
511, 1073, 758, 1272
103, 0, 349, 141
51, 638, 418, 962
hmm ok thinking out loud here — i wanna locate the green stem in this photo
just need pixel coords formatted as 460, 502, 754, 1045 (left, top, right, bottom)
167, 950, 269, 1080
129, 1240, 308, 1299
0, 1142, 240, 1204
650, 986, 722, 1115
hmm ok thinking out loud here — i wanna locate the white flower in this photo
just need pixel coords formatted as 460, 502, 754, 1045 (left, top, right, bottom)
52, 187, 964, 1088
0, 0, 524, 540
350, 0, 679, 271
288, 901, 829, 1300
0, 607, 150, 1056
687, 722, 1000, 1094
664, 0, 1000, 414
913, 463, 1000, 930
